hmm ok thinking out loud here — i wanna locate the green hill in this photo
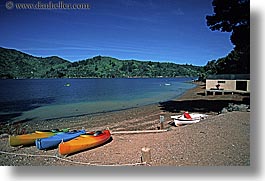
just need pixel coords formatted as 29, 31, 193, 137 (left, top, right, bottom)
0, 47, 71, 79
0, 47, 203, 79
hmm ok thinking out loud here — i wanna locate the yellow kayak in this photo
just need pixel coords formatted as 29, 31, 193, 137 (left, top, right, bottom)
9, 128, 69, 147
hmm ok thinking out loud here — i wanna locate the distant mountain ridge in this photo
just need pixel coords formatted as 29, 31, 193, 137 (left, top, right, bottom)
0, 47, 203, 79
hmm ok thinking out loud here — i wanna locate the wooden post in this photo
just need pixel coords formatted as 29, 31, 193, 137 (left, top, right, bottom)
160, 115, 165, 130
160, 122, 164, 130
141, 147, 151, 164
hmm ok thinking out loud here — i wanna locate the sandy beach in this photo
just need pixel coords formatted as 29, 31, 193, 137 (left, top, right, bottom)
0, 82, 250, 166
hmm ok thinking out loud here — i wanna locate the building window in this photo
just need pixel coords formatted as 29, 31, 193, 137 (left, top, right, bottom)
236, 81, 247, 91
218, 81, 226, 84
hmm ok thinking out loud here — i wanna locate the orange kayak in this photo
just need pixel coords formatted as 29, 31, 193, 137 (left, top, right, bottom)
9, 128, 69, 147
58, 130, 111, 156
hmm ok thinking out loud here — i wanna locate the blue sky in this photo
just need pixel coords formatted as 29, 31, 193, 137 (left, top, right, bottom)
0, 0, 234, 65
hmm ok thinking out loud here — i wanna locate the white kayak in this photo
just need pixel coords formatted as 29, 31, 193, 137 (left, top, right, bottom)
171, 112, 208, 126
171, 113, 207, 120
174, 119, 201, 126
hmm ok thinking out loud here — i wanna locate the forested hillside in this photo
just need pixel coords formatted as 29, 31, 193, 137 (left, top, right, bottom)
0, 47, 203, 79
0, 47, 70, 79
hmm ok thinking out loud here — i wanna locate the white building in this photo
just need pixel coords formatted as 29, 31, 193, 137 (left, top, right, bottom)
205, 74, 250, 96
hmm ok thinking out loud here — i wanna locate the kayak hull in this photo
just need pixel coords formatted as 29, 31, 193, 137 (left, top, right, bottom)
35, 129, 86, 150
58, 130, 111, 156
174, 119, 200, 126
9, 128, 69, 147
171, 113, 207, 120
171, 113, 208, 126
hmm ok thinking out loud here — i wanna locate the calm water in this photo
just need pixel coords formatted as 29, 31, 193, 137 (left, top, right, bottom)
0, 78, 196, 122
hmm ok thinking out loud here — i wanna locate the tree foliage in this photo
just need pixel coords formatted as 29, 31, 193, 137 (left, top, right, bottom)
0, 47, 203, 79
206, 0, 250, 74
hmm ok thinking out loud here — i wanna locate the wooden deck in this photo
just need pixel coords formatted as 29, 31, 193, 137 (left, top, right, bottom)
205, 89, 250, 96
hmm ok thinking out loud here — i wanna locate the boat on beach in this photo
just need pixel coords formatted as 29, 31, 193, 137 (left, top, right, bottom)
173, 118, 201, 126
35, 129, 86, 150
58, 130, 111, 156
9, 128, 69, 147
171, 112, 207, 126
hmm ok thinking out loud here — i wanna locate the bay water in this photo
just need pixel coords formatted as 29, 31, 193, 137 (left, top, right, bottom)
0, 78, 196, 122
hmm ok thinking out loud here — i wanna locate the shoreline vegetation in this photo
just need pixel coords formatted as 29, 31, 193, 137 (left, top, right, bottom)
0, 81, 250, 166
0, 47, 203, 79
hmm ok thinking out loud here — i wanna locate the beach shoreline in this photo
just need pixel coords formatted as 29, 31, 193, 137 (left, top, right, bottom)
0, 79, 197, 133
1, 81, 249, 134
0, 81, 250, 166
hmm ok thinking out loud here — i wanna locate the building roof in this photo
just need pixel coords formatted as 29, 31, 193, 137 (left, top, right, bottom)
207, 74, 250, 80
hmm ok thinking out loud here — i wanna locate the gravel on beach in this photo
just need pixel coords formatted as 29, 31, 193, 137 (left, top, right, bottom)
0, 82, 250, 166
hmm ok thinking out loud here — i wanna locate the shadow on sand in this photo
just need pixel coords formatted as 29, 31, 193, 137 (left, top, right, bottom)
159, 97, 250, 113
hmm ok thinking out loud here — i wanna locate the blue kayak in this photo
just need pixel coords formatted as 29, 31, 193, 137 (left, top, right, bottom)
35, 129, 86, 150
